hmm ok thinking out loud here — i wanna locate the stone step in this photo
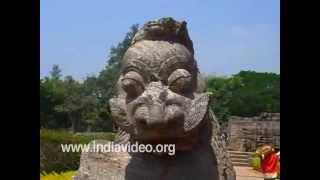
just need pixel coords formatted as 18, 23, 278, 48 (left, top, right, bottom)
230, 157, 251, 161
228, 151, 254, 167
229, 154, 250, 159
230, 157, 251, 162
230, 158, 250, 164
228, 151, 254, 156
231, 162, 250, 167
230, 156, 251, 160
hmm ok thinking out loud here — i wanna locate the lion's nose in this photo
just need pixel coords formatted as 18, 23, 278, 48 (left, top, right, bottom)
134, 103, 167, 129
134, 82, 169, 129
146, 104, 166, 129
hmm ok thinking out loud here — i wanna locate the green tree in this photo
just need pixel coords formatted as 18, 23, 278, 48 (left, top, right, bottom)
50, 64, 62, 80
228, 71, 280, 116
81, 75, 112, 132
41, 65, 67, 129
54, 76, 84, 132
207, 75, 244, 123
206, 71, 280, 123
40, 79, 52, 127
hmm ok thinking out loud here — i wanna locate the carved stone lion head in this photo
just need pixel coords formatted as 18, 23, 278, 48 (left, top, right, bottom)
110, 17, 209, 151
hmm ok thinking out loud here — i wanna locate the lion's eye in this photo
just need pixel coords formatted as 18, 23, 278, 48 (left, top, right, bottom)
121, 71, 144, 97
168, 69, 193, 94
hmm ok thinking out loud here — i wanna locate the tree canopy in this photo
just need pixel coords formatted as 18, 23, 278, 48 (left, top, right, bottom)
206, 71, 280, 122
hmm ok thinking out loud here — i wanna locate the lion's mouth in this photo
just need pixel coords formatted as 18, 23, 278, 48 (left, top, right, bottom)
134, 128, 200, 150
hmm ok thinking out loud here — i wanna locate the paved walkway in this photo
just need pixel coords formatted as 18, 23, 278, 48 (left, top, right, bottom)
234, 166, 264, 180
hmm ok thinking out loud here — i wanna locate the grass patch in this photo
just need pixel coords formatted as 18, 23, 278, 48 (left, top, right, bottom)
40, 171, 76, 180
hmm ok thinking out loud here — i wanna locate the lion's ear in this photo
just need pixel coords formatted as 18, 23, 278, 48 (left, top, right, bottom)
184, 93, 209, 132
109, 97, 131, 130
196, 72, 207, 93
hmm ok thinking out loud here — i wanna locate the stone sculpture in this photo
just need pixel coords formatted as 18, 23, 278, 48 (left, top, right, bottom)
74, 17, 236, 180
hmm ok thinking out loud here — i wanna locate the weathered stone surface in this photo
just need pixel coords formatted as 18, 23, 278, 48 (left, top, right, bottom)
131, 17, 194, 56
73, 140, 130, 180
74, 118, 235, 180
74, 140, 220, 180
74, 17, 235, 180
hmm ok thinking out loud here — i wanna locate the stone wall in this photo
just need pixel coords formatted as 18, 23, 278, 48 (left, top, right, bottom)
226, 113, 280, 152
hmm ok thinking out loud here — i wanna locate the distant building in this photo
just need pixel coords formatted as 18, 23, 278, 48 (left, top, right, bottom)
226, 113, 280, 152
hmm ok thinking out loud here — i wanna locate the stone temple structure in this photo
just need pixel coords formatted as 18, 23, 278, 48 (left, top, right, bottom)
73, 17, 236, 180
226, 113, 280, 152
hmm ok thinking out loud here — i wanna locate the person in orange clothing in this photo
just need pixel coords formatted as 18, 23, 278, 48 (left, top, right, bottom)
258, 145, 279, 180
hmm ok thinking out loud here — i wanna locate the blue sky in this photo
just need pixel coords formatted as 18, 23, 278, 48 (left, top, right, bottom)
41, 0, 279, 80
